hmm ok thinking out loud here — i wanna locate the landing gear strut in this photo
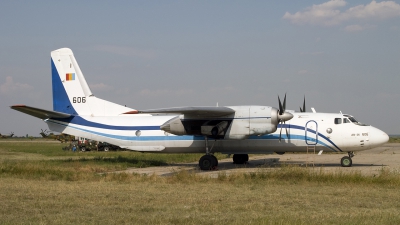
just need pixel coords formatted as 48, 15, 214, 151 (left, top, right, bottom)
341, 151, 354, 167
198, 137, 218, 170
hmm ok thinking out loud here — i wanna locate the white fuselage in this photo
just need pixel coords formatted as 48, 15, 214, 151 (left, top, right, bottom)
45, 109, 388, 154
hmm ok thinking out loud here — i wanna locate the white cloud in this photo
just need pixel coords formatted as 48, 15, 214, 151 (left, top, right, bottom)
344, 1, 400, 20
139, 88, 194, 98
390, 25, 399, 30
300, 51, 324, 55
283, 0, 400, 26
89, 83, 114, 92
298, 70, 308, 75
207, 86, 235, 93
0, 76, 33, 95
93, 45, 158, 59
311, 51, 324, 55
283, 78, 291, 83
344, 24, 376, 32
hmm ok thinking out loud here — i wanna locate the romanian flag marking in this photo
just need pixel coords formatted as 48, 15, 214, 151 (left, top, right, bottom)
66, 73, 75, 81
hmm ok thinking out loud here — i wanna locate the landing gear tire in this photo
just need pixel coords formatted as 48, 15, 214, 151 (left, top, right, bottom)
341, 156, 352, 167
210, 155, 218, 166
104, 146, 110, 152
233, 154, 249, 164
199, 155, 218, 170
80, 147, 86, 152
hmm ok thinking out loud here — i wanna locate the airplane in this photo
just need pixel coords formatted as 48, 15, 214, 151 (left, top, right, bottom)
11, 48, 389, 170
0, 132, 14, 138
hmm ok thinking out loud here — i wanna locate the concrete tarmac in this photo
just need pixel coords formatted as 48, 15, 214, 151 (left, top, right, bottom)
122, 143, 400, 177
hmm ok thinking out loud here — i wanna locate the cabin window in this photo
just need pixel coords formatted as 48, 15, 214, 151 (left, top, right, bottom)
343, 118, 350, 123
334, 118, 341, 124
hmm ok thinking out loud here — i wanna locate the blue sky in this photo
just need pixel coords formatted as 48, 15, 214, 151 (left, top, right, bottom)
1, 0, 400, 136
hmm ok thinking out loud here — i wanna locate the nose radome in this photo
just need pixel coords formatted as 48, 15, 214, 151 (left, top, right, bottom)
369, 127, 389, 147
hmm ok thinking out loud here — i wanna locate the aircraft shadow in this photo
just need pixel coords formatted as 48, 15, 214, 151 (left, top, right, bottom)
169, 157, 387, 172
58, 156, 168, 167
215, 159, 387, 170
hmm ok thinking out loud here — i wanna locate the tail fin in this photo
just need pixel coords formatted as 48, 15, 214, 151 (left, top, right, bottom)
51, 48, 135, 116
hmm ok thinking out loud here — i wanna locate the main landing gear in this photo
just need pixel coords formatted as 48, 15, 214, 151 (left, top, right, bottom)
199, 155, 218, 170
198, 153, 250, 170
341, 151, 354, 167
198, 137, 250, 170
198, 137, 218, 170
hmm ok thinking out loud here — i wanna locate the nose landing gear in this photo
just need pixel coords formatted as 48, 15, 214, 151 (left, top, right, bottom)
341, 151, 354, 167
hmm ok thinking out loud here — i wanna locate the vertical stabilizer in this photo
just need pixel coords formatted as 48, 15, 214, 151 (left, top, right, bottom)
51, 48, 135, 116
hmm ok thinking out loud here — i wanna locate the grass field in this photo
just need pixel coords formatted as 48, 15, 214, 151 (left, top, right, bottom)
1, 140, 400, 224
389, 136, 400, 143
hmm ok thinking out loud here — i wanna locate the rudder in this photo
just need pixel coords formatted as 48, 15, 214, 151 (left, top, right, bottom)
51, 48, 135, 116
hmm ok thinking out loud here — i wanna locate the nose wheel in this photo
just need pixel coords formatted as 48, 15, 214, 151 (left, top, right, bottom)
341, 152, 354, 167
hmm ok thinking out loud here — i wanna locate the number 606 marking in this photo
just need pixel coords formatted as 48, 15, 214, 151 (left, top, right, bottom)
73, 97, 86, 103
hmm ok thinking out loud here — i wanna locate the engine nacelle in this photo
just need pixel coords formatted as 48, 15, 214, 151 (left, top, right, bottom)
201, 121, 229, 136
160, 105, 291, 139
160, 116, 187, 135
225, 106, 279, 140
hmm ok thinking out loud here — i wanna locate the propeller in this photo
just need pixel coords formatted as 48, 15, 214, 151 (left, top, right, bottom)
277, 94, 293, 142
300, 96, 306, 112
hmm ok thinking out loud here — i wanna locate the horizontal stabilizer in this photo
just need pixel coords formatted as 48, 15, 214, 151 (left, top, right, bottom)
137, 106, 235, 117
121, 146, 166, 152
10, 105, 72, 120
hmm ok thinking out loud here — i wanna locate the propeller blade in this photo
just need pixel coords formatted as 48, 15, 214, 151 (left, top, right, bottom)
277, 93, 293, 142
300, 96, 306, 112
278, 96, 283, 115
283, 93, 287, 112
279, 122, 290, 142
285, 122, 290, 139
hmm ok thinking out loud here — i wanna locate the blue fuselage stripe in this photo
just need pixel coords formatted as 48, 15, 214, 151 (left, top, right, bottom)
49, 117, 342, 152
57, 116, 160, 130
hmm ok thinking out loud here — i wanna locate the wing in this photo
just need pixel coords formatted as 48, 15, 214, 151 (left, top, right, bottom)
134, 106, 235, 117
128, 107, 235, 137
10, 105, 72, 119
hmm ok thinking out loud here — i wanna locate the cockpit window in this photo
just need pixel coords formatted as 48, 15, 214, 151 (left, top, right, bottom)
334, 118, 341, 124
348, 117, 357, 123
343, 118, 350, 123
343, 115, 369, 126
